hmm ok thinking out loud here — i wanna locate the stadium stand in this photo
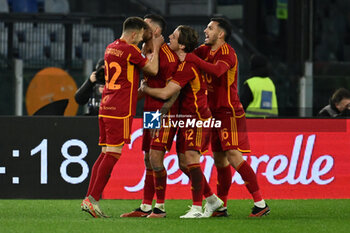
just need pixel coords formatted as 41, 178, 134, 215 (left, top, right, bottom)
1, 0, 348, 116
0, 0, 9, 12
0, 28, 7, 58
44, 0, 69, 14
10, 0, 38, 13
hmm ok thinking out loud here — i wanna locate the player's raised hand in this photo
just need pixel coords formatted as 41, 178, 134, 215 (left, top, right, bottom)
153, 35, 164, 49
142, 39, 154, 55
143, 27, 153, 42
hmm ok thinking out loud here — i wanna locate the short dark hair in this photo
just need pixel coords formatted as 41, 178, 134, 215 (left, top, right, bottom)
177, 25, 198, 53
123, 16, 149, 32
331, 88, 350, 104
210, 17, 232, 41
144, 14, 167, 33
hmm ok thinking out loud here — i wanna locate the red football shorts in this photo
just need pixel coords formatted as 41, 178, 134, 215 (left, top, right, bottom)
98, 116, 133, 147
176, 126, 210, 155
142, 126, 177, 153
211, 113, 250, 153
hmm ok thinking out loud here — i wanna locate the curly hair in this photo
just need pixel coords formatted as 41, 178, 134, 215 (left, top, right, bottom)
177, 25, 199, 53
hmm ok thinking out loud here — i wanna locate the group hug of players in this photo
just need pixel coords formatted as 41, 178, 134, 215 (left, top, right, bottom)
80, 14, 270, 219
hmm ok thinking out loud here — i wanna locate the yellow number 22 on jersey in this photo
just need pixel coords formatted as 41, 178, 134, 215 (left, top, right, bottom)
104, 60, 122, 90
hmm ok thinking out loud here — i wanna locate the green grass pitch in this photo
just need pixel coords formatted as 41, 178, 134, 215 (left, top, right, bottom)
0, 199, 349, 233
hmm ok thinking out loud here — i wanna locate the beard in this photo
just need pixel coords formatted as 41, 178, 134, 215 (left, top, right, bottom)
204, 35, 217, 46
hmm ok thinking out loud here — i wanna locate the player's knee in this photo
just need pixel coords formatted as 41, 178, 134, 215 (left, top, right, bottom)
185, 150, 200, 164
226, 149, 243, 159
176, 153, 188, 171
152, 166, 165, 172
214, 152, 229, 167
179, 162, 188, 173
225, 150, 244, 168
150, 157, 164, 169
143, 153, 152, 168
149, 150, 165, 168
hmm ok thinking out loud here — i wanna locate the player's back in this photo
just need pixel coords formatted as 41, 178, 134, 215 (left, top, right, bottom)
144, 43, 179, 112
172, 60, 211, 120
100, 39, 148, 118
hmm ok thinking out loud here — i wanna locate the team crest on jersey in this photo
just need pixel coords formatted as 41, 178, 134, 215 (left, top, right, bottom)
102, 96, 109, 103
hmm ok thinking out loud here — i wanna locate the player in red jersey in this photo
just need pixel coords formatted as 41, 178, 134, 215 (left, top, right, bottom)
81, 16, 164, 218
120, 14, 184, 219
186, 17, 270, 217
141, 25, 223, 218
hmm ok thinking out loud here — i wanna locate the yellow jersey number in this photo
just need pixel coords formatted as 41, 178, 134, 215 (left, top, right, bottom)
104, 60, 122, 90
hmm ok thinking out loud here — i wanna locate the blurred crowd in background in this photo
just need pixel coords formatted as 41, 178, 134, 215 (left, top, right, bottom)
0, 0, 349, 117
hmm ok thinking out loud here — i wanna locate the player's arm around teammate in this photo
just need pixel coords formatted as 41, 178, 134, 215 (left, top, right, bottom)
121, 14, 183, 219
141, 25, 223, 218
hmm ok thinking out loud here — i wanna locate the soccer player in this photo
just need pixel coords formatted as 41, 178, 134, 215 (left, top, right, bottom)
120, 14, 182, 218
186, 17, 270, 217
81, 16, 164, 218
141, 25, 223, 218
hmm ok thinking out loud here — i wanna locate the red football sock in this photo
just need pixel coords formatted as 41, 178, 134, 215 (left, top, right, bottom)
142, 169, 155, 205
188, 163, 204, 206
202, 176, 213, 198
153, 168, 167, 204
237, 161, 262, 202
216, 165, 232, 207
182, 167, 212, 199
181, 167, 190, 178
90, 152, 120, 201
86, 152, 105, 196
